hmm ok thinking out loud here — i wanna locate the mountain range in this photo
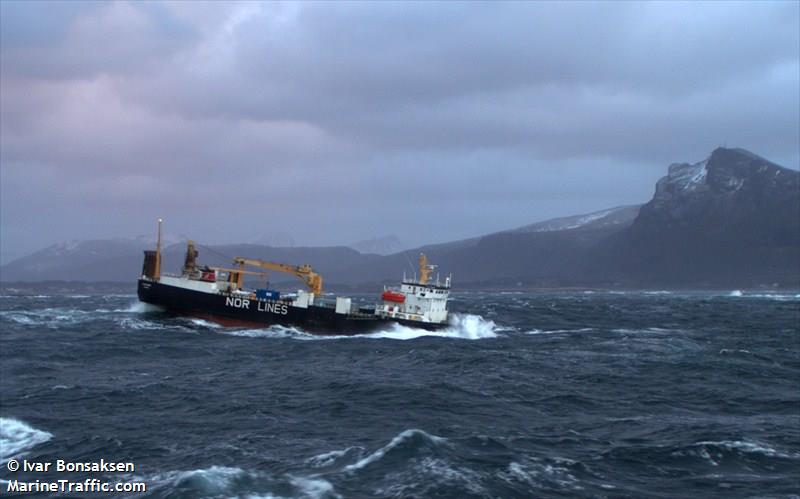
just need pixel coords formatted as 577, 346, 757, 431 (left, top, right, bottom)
2, 147, 797, 289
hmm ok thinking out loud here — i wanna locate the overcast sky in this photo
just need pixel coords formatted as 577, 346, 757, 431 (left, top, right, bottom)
1, 1, 798, 263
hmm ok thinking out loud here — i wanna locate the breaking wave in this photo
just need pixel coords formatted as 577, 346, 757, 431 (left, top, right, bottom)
215, 314, 498, 341
118, 301, 163, 313
144, 465, 339, 499
0, 418, 52, 462
343, 429, 448, 472
219, 325, 311, 339
671, 440, 799, 464
365, 314, 498, 340
524, 327, 595, 335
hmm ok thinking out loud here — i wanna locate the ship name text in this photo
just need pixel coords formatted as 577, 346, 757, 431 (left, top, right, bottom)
225, 296, 288, 315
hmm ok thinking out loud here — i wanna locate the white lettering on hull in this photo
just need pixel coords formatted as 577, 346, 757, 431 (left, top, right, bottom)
225, 296, 288, 315
257, 301, 289, 315
225, 296, 250, 309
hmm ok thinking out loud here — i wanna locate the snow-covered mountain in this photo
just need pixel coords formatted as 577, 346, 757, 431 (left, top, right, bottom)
2, 147, 797, 287
510, 205, 640, 233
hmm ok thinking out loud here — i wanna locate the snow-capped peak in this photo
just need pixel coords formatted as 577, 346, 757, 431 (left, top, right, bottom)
667, 159, 708, 192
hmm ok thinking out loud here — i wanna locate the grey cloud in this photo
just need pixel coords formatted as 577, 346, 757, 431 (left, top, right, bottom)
1, 1, 798, 263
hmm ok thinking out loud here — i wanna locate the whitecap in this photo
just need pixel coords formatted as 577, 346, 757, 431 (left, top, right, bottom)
118, 317, 190, 332
145, 465, 339, 499
344, 429, 447, 472
719, 348, 753, 355
288, 476, 339, 499
2, 313, 38, 325
305, 446, 363, 468
188, 318, 223, 329
364, 314, 498, 340
0, 418, 53, 462
150, 465, 244, 495
693, 440, 799, 459
220, 325, 312, 339
732, 293, 800, 301
211, 314, 499, 341
524, 327, 594, 335
729, 290, 744, 297
497, 458, 581, 490
117, 301, 163, 313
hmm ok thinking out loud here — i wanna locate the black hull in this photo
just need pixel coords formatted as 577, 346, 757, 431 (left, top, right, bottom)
137, 279, 447, 335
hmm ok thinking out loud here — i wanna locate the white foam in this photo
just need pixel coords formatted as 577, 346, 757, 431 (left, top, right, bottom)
612, 327, 676, 334
365, 314, 498, 340
0, 418, 53, 462
421, 457, 485, 493
719, 349, 753, 355
525, 327, 594, 335
289, 476, 338, 499
498, 458, 581, 490
693, 440, 799, 459
145, 465, 338, 499
2, 313, 37, 325
220, 325, 312, 339
120, 301, 163, 313
344, 429, 447, 472
728, 293, 799, 301
151, 466, 244, 494
305, 446, 363, 468
188, 318, 222, 329
118, 317, 191, 332
729, 290, 744, 297
343, 429, 447, 471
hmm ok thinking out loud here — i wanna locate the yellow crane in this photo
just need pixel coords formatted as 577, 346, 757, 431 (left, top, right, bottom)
231, 257, 323, 295
418, 253, 436, 285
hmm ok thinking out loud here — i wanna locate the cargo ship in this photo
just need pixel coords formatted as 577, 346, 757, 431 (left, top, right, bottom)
137, 220, 451, 335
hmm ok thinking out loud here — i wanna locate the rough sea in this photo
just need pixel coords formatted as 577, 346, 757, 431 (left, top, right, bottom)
1, 290, 798, 498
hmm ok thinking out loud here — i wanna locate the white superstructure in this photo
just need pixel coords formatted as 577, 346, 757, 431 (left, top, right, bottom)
376, 275, 451, 324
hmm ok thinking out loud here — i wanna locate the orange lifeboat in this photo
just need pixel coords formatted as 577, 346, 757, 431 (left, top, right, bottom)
381, 290, 406, 303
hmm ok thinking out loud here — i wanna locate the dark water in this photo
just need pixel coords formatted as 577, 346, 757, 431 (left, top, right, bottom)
1, 290, 798, 498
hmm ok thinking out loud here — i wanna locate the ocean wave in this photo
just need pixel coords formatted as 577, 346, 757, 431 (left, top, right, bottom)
187, 318, 223, 329
216, 314, 499, 341
725, 292, 800, 301
684, 440, 800, 461
145, 465, 339, 499
149, 466, 247, 496
524, 327, 595, 335
0, 308, 97, 327
611, 327, 680, 334
305, 446, 364, 468
364, 314, 498, 341
0, 418, 53, 462
497, 459, 581, 491
694, 440, 800, 459
117, 317, 193, 332
118, 301, 163, 313
220, 325, 312, 339
344, 429, 448, 472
